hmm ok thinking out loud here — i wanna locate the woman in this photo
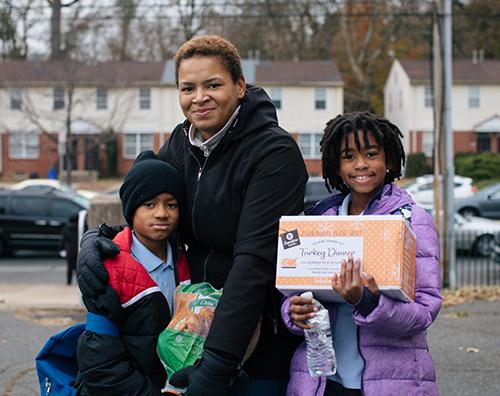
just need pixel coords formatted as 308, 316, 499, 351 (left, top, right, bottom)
77, 35, 308, 396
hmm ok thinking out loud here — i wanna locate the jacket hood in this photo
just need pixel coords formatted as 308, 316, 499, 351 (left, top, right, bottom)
232, 84, 279, 140
307, 183, 415, 216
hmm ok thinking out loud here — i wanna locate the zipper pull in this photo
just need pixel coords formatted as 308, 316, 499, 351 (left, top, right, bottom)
197, 167, 203, 181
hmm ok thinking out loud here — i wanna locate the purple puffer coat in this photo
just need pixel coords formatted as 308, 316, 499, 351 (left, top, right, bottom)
281, 184, 442, 396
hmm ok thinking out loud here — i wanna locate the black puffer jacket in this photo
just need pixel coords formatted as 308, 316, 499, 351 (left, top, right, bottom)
158, 85, 308, 379
76, 229, 190, 395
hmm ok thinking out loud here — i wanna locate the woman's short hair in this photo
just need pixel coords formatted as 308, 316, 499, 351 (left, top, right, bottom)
174, 35, 243, 85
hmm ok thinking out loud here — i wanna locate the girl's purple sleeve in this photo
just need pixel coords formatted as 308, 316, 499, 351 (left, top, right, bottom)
281, 296, 304, 336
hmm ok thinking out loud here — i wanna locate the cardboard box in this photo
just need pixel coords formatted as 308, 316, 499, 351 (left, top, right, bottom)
276, 215, 416, 302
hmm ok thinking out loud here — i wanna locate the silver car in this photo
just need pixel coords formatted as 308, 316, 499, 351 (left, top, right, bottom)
454, 213, 500, 257
455, 182, 500, 219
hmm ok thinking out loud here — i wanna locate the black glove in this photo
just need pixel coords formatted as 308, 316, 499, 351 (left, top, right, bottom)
76, 224, 123, 324
169, 349, 240, 396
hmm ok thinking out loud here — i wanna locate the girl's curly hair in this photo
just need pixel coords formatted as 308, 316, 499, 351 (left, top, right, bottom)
320, 111, 406, 194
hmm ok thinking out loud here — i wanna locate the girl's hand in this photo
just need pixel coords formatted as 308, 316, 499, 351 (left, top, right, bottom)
361, 272, 380, 296
288, 295, 318, 329
332, 255, 364, 305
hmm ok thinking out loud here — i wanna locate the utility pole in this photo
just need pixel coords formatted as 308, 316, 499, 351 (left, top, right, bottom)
432, 3, 443, 284
443, 0, 456, 288
433, 0, 455, 288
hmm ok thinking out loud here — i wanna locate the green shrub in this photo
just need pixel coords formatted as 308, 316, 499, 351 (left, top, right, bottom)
405, 153, 432, 177
454, 152, 500, 181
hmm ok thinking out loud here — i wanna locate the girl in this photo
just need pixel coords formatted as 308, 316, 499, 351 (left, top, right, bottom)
282, 112, 442, 396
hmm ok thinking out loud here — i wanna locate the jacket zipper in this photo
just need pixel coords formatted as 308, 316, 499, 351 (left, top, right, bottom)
188, 147, 212, 281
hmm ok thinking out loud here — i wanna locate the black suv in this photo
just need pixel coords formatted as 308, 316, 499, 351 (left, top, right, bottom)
0, 189, 89, 256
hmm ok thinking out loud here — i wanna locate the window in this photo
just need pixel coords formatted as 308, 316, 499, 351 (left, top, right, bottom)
476, 133, 490, 153
388, 93, 393, 112
124, 133, 153, 159
9, 131, 39, 159
314, 88, 326, 110
139, 88, 151, 110
468, 86, 480, 108
96, 88, 108, 110
53, 87, 65, 110
298, 133, 322, 159
269, 87, 282, 110
50, 199, 81, 219
10, 89, 22, 110
424, 86, 434, 108
11, 197, 48, 216
422, 131, 434, 157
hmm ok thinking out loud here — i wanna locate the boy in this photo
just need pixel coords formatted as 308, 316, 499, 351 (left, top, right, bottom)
76, 150, 190, 396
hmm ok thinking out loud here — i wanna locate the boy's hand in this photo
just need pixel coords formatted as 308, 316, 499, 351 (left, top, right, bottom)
332, 255, 364, 305
288, 295, 318, 329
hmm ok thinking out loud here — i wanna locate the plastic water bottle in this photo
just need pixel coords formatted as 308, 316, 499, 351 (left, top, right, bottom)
301, 292, 337, 377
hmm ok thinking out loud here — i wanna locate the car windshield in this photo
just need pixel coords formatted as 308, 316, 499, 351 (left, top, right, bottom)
72, 194, 90, 209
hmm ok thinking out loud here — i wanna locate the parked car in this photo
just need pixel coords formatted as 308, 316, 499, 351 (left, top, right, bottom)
0, 189, 89, 256
10, 178, 98, 200
455, 182, 500, 219
493, 232, 500, 265
453, 213, 500, 257
304, 177, 335, 210
405, 174, 477, 210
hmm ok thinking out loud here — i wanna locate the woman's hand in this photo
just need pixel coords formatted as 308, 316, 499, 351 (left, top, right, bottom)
288, 295, 318, 329
332, 255, 379, 305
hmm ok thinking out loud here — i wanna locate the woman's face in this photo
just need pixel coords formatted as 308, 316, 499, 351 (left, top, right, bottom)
177, 56, 245, 139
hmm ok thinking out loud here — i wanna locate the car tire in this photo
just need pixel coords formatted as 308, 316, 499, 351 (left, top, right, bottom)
0, 237, 7, 257
472, 234, 494, 257
459, 207, 479, 219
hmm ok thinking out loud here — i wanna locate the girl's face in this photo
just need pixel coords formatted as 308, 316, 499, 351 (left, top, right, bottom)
177, 55, 246, 140
338, 130, 388, 200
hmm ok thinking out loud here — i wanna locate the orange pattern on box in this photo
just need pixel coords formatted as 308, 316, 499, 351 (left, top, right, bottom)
276, 217, 416, 301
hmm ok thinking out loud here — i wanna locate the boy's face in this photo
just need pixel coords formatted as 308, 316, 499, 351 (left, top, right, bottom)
133, 192, 179, 245
338, 130, 388, 199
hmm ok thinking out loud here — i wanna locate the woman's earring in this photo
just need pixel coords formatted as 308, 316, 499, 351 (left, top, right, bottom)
386, 169, 390, 173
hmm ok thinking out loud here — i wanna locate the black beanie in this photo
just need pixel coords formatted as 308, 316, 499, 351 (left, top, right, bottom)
119, 150, 184, 226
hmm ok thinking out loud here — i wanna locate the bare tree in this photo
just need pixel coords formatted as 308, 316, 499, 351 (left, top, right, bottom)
0, 0, 36, 60
47, 0, 80, 60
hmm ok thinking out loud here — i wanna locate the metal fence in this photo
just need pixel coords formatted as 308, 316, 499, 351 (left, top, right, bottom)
449, 230, 500, 287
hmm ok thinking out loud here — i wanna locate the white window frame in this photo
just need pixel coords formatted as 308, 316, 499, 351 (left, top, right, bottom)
53, 86, 65, 110
422, 131, 434, 157
298, 133, 322, 159
139, 87, 151, 110
269, 87, 282, 110
314, 88, 327, 110
468, 86, 480, 108
9, 131, 39, 159
424, 85, 434, 108
9, 89, 22, 110
96, 88, 108, 110
123, 132, 153, 159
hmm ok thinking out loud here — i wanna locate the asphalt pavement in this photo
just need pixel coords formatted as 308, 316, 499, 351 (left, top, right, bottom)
0, 270, 499, 395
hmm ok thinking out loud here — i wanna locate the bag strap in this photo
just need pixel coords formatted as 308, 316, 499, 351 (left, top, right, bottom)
86, 312, 119, 337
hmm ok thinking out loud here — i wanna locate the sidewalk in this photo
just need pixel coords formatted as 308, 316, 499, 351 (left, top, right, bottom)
0, 282, 83, 310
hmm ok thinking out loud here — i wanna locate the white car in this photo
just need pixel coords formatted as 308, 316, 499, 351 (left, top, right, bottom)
10, 179, 98, 200
454, 213, 500, 257
405, 174, 477, 210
